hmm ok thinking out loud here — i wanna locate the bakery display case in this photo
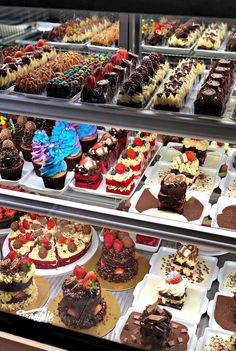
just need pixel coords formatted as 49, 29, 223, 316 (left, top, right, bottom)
0, 1, 235, 350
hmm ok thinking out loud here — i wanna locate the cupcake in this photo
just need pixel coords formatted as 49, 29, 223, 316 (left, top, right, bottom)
12, 115, 27, 150
0, 140, 24, 180
20, 121, 36, 161
0, 129, 12, 149
40, 144, 68, 190
56, 127, 82, 171
77, 123, 98, 153
51, 121, 71, 139
31, 130, 50, 176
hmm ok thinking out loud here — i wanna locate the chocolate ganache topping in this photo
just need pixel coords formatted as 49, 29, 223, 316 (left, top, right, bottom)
0, 140, 21, 168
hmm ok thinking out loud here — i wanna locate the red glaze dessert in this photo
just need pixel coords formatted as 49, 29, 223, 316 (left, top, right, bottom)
74, 156, 102, 190
88, 142, 109, 174
58, 267, 106, 329
128, 137, 151, 159
118, 148, 144, 177
109, 128, 128, 155
0, 208, 18, 229
96, 231, 138, 283
106, 163, 135, 195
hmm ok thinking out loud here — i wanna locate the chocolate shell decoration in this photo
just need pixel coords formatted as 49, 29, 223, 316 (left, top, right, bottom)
202, 88, 216, 97
164, 173, 186, 185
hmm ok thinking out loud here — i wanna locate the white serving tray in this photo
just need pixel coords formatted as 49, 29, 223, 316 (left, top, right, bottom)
195, 327, 233, 351
69, 142, 162, 200
197, 244, 227, 257
132, 274, 208, 324
219, 172, 236, 198
149, 246, 219, 290
2, 226, 99, 276
159, 142, 226, 171
210, 196, 236, 233
145, 161, 221, 195
114, 306, 198, 351
141, 41, 197, 55
130, 185, 211, 226
99, 228, 161, 253
19, 169, 74, 196
0, 159, 32, 186
207, 291, 235, 331
87, 43, 118, 52
218, 261, 236, 293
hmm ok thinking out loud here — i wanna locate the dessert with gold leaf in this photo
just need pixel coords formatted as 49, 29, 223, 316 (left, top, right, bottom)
172, 244, 199, 277
182, 137, 209, 166
0, 251, 37, 311
153, 59, 205, 112
171, 151, 199, 185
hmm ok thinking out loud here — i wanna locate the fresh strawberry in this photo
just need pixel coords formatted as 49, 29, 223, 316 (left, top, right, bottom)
126, 149, 136, 159
3, 56, 13, 64
36, 39, 46, 47
25, 44, 35, 52
0, 213, 3, 220
83, 271, 97, 283
28, 212, 37, 220
82, 279, 97, 293
115, 163, 126, 174
58, 236, 66, 244
103, 232, 115, 248
19, 234, 28, 244
67, 307, 78, 318
73, 266, 85, 280
134, 137, 143, 146
26, 233, 34, 241
47, 218, 55, 230
84, 76, 96, 89
113, 239, 123, 254
19, 225, 25, 233
4, 209, 16, 218
19, 257, 32, 273
114, 267, 124, 275
185, 151, 195, 162
22, 218, 30, 229
166, 271, 182, 284
14, 51, 24, 58
100, 258, 105, 268
6, 251, 18, 261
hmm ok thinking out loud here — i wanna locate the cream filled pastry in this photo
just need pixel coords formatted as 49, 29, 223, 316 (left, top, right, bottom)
171, 151, 199, 185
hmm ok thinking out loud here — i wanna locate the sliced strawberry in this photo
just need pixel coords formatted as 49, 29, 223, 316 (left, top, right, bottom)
28, 212, 37, 220
6, 251, 18, 261
22, 218, 30, 229
114, 267, 124, 275
19, 225, 25, 233
100, 258, 105, 268
83, 271, 97, 283
103, 232, 115, 249
134, 137, 143, 146
36, 39, 46, 47
58, 236, 66, 244
4, 209, 17, 218
126, 149, 136, 159
166, 271, 182, 284
25, 44, 35, 52
73, 266, 85, 280
26, 233, 34, 241
117, 49, 128, 59
47, 218, 55, 230
67, 307, 78, 318
3, 56, 13, 64
19, 234, 28, 244
113, 239, 123, 254
14, 51, 24, 58
185, 151, 195, 162
115, 163, 126, 174
19, 257, 32, 273
93, 67, 104, 82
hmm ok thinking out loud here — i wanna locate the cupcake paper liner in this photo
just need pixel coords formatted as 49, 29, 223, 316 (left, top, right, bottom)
80, 135, 98, 153
42, 172, 67, 190
0, 159, 24, 181
65, 152, 82, 172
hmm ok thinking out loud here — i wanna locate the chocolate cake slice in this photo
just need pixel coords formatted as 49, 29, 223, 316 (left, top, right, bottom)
172, 244, 199, 277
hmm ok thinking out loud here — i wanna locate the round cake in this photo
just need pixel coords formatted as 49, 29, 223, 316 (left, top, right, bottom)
58, 266, 106, 329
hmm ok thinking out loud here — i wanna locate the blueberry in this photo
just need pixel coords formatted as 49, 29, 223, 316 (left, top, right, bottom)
132, 144, 135, 147
111, 170, 116, 175
135, 151, 139, 156
140, 133, 144, 137
143, 140, 146, 144
125, 167, 129, 172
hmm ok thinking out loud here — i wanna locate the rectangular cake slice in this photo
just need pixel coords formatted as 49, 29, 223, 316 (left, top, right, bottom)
172, 244, 199, 277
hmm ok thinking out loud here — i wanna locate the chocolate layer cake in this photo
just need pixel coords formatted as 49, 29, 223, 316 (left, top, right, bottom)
214, 293, 236, 332
96, 231, 138, 283
182, 138, 209, 166
194, 59, 235, 116
172, 244, 199, 277
120, 303, 189, 350
58, 267, 106, 329
158, 173, 187, 214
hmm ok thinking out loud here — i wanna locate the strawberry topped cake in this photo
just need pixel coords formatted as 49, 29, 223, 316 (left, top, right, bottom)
58, 266, 106, 329
88, 142, 109, 174
118, 148, 144, 176
106, 163, 135, 195
128, 137, 151, 159
182, 138, 209, 166
8, 214, 93, 269
171, 151, 199, 185
74, 156, 102, 190
96, 231, 138, 283
0, 207, 18, 229
136, 132, 157, 148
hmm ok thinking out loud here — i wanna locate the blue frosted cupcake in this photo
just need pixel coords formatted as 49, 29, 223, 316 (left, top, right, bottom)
40, 144, 67, 190
31, 130, 50, 177
77, 123, 98, 153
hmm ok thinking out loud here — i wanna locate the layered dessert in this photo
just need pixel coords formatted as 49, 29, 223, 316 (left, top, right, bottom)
156, 271, 188, 310
194, 59, 235, 116
88, 142, 109, 174
8, 214, 92, 269
158, 173, 187, 214
96, 231, 138, 282
172, 244, 199, 277
226, 31, 236, 52
106, 163, 135, 195
168, 18, 203, 47
214, 293, 236, 332
0, 252, 38, 311
91, 21, 119, 46
142, 17, 179, 46
74, 156, 102, 190
197, 22, 227, 50
153, 59, 205, 112
171, 151, 199, 185
120, 302, 189, 351
58, 267, 106, 329
117, 52, 169, 108
109, 128, 127, 154
136, 131, 157, 148
118, 148, 144, 176
127, 137, 151, 159
182, 138, 209, 166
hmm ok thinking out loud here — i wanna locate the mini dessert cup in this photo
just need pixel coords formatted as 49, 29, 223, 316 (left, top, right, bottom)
42, 171, 67, 190
0, 159, 24, 181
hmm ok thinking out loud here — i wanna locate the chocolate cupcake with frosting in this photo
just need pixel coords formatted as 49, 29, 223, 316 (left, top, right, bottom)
0, 129, 12, 150
0, 139, 24, 180
20, 121, 36, 161
12, 115, 27, 150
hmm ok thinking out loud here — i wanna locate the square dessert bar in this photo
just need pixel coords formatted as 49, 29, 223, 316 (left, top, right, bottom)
106, 163, 135, 195
172, 244, 199, 277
